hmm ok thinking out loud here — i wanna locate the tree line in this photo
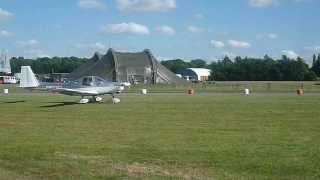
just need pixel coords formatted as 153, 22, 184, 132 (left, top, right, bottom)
9, 54, 320, 81
10, 56, 87, 74
161, 55, 320, 81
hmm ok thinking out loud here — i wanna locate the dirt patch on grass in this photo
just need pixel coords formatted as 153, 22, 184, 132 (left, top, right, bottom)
113, 162, 213, 179
0, 167, 35, 180
55, 152, 108, 161
55, 152, 213, 179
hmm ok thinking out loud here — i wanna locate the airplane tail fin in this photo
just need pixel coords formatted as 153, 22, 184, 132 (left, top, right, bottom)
19, 66, 40, 88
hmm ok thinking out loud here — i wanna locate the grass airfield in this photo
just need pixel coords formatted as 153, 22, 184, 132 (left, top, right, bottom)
0, 83, 320, 179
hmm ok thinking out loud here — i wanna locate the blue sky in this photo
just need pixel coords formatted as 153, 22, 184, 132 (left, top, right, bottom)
0, 0, 319, 62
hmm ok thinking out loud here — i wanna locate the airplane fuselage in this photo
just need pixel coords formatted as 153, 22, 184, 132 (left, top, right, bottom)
55, 85, 121, 96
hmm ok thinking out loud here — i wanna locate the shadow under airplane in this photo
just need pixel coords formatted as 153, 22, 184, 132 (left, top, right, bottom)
39, 100, 105, 108
1, 100, 26, 104
40, 101, 80, 108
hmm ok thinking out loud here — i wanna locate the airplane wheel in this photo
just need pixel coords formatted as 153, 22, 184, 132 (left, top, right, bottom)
95, 96, 103, 102
112, 98, 120, 104
79, 98, 89, 104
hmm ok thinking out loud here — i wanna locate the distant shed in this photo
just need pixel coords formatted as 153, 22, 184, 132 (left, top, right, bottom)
179, 68, 211, 81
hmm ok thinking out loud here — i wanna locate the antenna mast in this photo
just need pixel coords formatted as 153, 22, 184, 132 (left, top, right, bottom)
0, 49, 11, 74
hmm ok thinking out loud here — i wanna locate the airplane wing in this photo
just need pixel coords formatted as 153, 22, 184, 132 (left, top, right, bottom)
53, 88, 99, 96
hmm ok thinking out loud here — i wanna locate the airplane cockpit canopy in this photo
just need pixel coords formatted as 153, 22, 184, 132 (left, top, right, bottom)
81, 76, 105, 86
63, 76, 110, 88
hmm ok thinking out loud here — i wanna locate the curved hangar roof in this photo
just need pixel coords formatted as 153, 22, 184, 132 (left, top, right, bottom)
67, 48, 186, 84
187, 68, 211, 78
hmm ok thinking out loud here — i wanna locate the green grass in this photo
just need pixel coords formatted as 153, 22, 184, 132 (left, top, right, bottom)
1, 81, 320, 94
0, 92, 320, 179
126, 81, 320, 93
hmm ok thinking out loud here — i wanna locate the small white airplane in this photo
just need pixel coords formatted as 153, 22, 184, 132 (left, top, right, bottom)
19, 66, 126, 104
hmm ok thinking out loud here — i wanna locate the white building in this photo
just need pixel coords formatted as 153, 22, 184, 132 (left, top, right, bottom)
179, 68, 212, 81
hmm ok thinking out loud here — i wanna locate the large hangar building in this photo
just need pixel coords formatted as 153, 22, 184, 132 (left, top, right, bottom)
68, 48, 185, 84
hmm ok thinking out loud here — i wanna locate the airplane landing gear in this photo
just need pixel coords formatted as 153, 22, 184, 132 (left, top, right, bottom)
93, 96, 103, 102
79, 96, 118, 104
112, 94, 121, 104
79, 98, 89, 104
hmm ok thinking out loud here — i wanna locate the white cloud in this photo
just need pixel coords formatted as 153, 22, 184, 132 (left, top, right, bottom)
101, 22, 150, 35
116, 0, 176, 12
25, 49, 50, 58
188, 26, 206, 33
0, 30, 14, 37
228, 40, 251, 48
210, 40, 225, 48
78, 0, 107, 10
314, 46, 320, 52
156, 56, 174, 60
74, 42, 107, 50
53, 24, 63, 31
249, 0, 277, 7
17, 39, 40, 47
256, 33, 278, 40
293, 0, 308, 3
222, 51, 237, 58
282, 50, 299, 59
194, 13, 205, 20
91, 42, 106, 49
250, 0, 311, 7
0, 8, 13, 21
156, 25, 175, 36
16, 39, 51, 58
304, 46, 320, 52
17, 40, 49, 58
267, 33, 278, 39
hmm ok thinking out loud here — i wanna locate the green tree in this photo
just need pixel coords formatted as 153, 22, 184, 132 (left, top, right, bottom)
189, 59, 207, 68
10, 56, 88, 74
161, 59, 190, 73
311, 54, 320, 77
